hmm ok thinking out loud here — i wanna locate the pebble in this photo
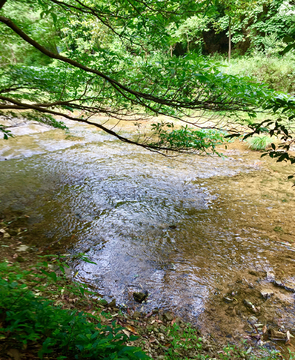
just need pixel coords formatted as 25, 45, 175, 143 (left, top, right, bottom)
16, 245, 29, 252
248, 315, 258, 325
163, 312, 174, 322
260, 290, 274, 300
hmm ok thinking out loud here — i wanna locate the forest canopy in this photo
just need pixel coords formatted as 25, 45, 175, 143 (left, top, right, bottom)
0, 0, 295, 157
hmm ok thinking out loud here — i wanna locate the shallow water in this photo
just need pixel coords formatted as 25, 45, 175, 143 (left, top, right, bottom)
0, 119, 295, 351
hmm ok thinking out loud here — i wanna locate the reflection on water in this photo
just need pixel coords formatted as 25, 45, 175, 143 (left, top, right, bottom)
0, 120, 295, 345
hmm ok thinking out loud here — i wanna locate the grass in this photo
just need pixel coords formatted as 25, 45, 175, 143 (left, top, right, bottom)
216, 53, 295, 95
246, 135, 274, 151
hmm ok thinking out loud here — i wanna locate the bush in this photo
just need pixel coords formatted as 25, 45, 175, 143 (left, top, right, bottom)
149, 122, 231, 154
0, 262, 149, 359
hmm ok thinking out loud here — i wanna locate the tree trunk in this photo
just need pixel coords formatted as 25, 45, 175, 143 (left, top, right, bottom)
228, 16, 232, 63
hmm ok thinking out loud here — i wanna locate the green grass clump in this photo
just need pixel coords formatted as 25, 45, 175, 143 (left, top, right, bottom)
246, 135, 274, 151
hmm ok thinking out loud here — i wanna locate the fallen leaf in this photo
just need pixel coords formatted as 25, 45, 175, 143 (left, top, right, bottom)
286, 331, 291, 345
7, 349, 21, 360
171, 318, 177, 325
125, 325, 138, 335
145, 311, 153, 318
149, 336, 157, 343
122, 329, 130, 338
262, 325, 267, 334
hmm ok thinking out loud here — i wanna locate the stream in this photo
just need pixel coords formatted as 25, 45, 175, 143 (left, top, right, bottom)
0, 118, 295, 353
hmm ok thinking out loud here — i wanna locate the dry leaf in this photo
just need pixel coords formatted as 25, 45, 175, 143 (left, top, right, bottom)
149, 336, 157, 343
145, 311, 153, 318
286, 331, 291, 345
7, 349, 21, 360
122, 329, 130, 338
171, 317, 177, 325
262, 325, 267, 334
125, 325, 138, 335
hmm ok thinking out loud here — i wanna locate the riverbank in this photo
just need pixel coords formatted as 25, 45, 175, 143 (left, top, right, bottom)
0, 213, 292, 360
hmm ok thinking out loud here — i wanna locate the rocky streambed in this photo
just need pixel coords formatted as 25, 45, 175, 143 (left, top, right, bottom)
0, 117, 295, 357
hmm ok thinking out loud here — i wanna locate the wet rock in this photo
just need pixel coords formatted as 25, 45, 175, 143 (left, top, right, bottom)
163, 312, 174, 322
260, 290, 274, 300
268, 328, 287, 341
272, 280, 295, 293
108, 299, 116, 308
133, 290, 148, 303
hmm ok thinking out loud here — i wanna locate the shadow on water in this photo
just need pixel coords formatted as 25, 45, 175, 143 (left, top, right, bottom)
0, 119, 295, 352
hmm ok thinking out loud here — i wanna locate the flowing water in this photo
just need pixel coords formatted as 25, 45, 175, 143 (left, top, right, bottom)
0, 118, 295, 352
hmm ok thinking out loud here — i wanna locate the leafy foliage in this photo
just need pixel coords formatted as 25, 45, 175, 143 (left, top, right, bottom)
149, 121, 231, 154
0, 0, 284, 153
0, 261, 149, 359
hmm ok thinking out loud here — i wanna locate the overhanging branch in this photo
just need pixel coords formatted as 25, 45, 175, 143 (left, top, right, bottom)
0, 15, 250, 113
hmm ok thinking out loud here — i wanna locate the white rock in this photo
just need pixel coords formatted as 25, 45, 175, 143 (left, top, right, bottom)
16, 245, 29, 252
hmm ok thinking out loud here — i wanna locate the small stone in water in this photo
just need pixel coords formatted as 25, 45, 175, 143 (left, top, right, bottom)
260, 290, 274, 300
133, 290, 148, 303
248, 316, 258, 325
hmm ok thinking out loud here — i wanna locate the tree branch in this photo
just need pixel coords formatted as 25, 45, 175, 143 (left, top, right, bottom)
0, 15, 248, 113
0, 95, 173, 153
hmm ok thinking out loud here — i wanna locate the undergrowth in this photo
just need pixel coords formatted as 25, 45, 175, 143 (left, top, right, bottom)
0, 260, 148, 360
219, 53, 295, 95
